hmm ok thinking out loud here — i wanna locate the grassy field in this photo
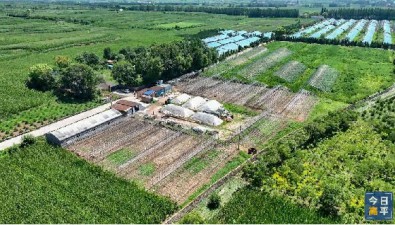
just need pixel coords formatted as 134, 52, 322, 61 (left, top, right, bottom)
217, 41, 395, 103
0, 6, 312, 140
0, 139, 176, 223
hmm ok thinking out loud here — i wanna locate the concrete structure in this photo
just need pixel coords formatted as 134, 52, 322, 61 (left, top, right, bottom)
45, 109, 123, 146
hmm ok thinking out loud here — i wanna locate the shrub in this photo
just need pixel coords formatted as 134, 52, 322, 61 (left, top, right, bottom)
26, 64, 56, 91
179, 212, 205, 224
20, 135, 37, 148
207, 192, 221, 210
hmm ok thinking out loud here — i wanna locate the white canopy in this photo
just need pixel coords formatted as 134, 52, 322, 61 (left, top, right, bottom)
161, 104, 194, 118
172, 93, 191, 105
183, 96, 206, 110
192, 112, 223, 126
198, 100, 223, 114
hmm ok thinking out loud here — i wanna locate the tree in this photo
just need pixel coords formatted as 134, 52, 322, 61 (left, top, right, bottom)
112, 62, 142, 87
142, 56, 164, 84
26, 64, 56, 91
58, 64, 99, 100
75, 52, 100, 66
207, 193, 221, 210
103, 47, 114, 60
55, 55, 71, 68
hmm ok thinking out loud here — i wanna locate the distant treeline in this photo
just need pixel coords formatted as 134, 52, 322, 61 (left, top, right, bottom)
123, 5, 299, 18
7, 13, 94, 25
278, 35, 395, 50
324, 7, 395, 20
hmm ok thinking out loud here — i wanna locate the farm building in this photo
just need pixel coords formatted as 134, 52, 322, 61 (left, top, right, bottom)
151, 84, 172, 97
112, 100, 144, 115
172, 93, 191, 105
191, 112, 223, 126
45, 109, 123, 146
183, 96, 207, 110
161, 104, 194, 118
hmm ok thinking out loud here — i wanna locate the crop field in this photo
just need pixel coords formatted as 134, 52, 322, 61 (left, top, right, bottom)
274, 61, 306, 82
67, 117, 215, 189
0, 5, 311, 141
308, 65, 339, 91
154, 114, 288, 204
175, 75, 317, 121
213, 41, 394, 103
0, 140, 176, 223
239, 48, 292, 78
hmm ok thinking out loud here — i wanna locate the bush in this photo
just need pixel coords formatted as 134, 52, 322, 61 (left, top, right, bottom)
26, 64, 56, 91
179, 212, 205, 224
207, 192, 221, 210
20, 135, 37, 148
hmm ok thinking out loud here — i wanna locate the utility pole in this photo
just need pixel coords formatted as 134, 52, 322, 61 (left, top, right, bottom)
238, 125, 241, 150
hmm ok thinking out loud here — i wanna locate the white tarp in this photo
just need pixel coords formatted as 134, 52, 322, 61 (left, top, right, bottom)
172, 93, 191, 105
182, 96, 207, 110
161, 104, 194, 118
192, 112, 223, 126
49, 109, 122, 142
198, 100, 223, 114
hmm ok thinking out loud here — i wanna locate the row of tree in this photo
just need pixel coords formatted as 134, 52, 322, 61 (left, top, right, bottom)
277, 35, 395, 50
112, 39, 218, 87
124, 5, 299, 18
27, 39, 218, 100
323, 7, 395, 20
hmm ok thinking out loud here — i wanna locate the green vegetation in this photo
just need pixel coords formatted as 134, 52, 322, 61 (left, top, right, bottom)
223, 103, 259, 117
184, 150, 220, 174
362, 95, 395, 142
0, 140, 176, 223
212, 189, 338, 224
139, 163, 156, 176
207, 193, 221, 210
179, 212, 206, 224
106, 148, 136, 165
230, 107, 395, 223
218, 41, 395, 103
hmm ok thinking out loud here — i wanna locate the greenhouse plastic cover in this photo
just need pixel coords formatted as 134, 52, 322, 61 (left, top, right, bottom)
198, 100, 223, 114
49, 109, 122, 142
161, 104, 194, 118
172, 93, 191, 105
183, 96, 207, 110
192, 112, 223, 126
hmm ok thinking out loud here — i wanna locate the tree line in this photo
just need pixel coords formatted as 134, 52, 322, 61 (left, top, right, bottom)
323, 7, 395, 20
277, 35, 395, 50
124, 5, 299, 18
111, 39, 218, 87
26, 39, 218, 101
